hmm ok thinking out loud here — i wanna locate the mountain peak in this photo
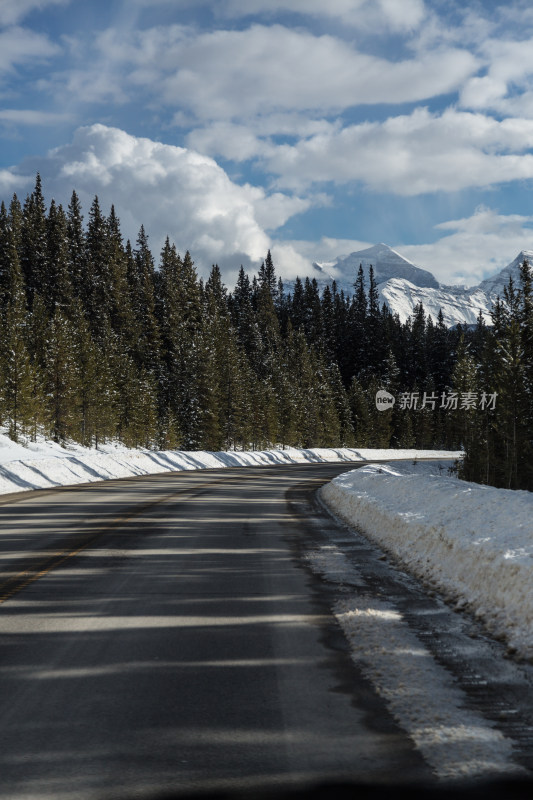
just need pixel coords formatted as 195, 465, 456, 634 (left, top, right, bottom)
361, 242, 401, 256
332, 243, 440, 290
478, 249, 533, 294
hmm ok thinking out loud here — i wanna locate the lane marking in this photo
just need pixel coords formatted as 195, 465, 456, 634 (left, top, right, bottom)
0, 460, 386, 604
0, 480, 225, 605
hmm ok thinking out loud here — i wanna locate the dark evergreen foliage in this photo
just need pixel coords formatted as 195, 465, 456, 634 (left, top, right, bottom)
1, 175, 527, 484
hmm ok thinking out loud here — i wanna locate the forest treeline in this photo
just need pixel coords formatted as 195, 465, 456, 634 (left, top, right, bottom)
0, 176, 530, 490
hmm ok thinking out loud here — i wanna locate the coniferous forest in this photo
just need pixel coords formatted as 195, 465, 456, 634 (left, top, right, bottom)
0, 176, 532, 491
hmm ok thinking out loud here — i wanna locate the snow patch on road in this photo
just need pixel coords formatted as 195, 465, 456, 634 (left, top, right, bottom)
306, 545, 522, 781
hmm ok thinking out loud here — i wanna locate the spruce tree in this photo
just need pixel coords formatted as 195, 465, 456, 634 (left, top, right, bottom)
0, 229, 40, 440
66, 190, 88, 304
20, 175, 48, 308
85, 195, 112, 333
43, 309, 81, 444
45, 200, 73, 315
347, 264, 367, 380
348, 376, 370, 446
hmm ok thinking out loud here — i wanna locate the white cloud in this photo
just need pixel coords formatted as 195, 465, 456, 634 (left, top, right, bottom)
91, 24, 478, 121
0, 109, 72, 125
161, 26, 476, 119
249, 107, 533, 194
398, 207, 533, 286
0, 0, 67, 26
245, 189, 314, 231
3, 128, 529, 289
459, 37, 533, 120
277, 236, 372, 267
185, 116, 338, 164
131, 0, 427, 32
0, 124, 315, 279
215, 0, 427, 31
276, 211, 533, 289
0, 26, 59, 74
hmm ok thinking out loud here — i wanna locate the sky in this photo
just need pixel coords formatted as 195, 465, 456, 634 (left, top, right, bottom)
2, 0, 533, 287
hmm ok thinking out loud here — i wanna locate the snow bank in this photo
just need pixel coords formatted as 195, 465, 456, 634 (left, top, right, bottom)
0, 431, 461, 496
320, 462, 533, 661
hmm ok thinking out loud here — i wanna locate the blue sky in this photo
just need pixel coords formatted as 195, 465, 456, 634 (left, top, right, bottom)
2, 0, 533, 286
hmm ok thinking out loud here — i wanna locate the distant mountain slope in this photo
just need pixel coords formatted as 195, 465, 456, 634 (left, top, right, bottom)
296, 243, 533, 327
478, 249, 533, 298
327, 243, 440, 289
378, 279, 491, 326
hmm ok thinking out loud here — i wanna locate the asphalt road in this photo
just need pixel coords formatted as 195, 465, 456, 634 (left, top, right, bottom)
0, 462, 436, 799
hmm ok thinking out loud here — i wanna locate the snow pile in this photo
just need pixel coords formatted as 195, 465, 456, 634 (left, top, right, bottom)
320, 462, 533, 660
0, 431, 461, 496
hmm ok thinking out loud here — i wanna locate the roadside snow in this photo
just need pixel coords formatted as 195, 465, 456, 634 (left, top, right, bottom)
307, 542, 522, 780
0, 430, 461, 496
320, 461, 533, 661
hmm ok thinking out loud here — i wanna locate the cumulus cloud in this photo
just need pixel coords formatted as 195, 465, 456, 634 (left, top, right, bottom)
398, 207, 533, 286
0, 124, 315, 280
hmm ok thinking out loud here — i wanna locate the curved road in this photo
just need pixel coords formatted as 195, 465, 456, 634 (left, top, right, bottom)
0, 462, 432, 799
0, 462, 533, 800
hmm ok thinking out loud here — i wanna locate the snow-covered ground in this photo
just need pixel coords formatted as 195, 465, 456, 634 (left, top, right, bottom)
0, 429, 460, 496
320, 461, 533, 662
308, 460, 533, 780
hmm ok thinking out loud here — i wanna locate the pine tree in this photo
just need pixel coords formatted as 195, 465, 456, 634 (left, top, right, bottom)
302, 277, 324, 348
43, 310, 81, 444
106, 205, 133, 340
348, 376, 370, 446
45, 200, 73, 315
0, 202, 11, 309
427, 308, 452, 392
75, 312, 118, 447
327, 361, 354, 446
132, 225, 161, 376
366, 375, 392, 448
365, 265, 386, 376
320, 284, 337, 362
407, 302, 428, 388
347, 264, 367, 380
285, 326, 317, 447
86, 195, 117, 335
277, 323, 299, 448
519, 259, 533, 486
0, 229, 40, 440
231, 266, 262, 368
258, 249, 277, 302
20, 175, 48, 308
66, 190, 88, 304
289, 277, 306, 332
449, 335, 479, 460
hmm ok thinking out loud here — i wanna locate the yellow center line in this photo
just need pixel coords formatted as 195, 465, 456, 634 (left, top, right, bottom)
0, 479, 225, 605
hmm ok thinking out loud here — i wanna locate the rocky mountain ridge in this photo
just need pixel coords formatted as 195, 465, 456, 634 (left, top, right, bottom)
306, 243, 533, 327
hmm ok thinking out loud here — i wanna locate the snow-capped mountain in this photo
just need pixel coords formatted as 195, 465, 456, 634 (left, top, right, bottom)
325, 243, 440, 289
306, 243, 533, 327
